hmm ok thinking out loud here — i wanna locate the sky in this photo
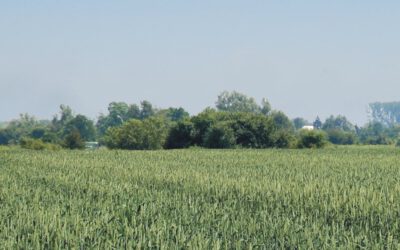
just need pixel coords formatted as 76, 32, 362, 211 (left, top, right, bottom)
1, 1, 400, 125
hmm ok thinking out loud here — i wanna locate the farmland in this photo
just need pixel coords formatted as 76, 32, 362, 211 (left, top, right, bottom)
1, 146, 400, 248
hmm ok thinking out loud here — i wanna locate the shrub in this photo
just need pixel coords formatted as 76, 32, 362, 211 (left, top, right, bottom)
104, 117, 169, 150
63, 130, 85, 149
165, 121, 194, 149
326, 129, 357, 145
297, 130, 327, 148
229, 113, 275, 148
20, 137, 61, 150
272, 130, 297, 148
0, 129, 12, 145
364, 135, 392, 145
204, 122, 236, 149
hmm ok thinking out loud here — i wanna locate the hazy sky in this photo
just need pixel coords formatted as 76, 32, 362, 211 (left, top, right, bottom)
1, 1, 400, 125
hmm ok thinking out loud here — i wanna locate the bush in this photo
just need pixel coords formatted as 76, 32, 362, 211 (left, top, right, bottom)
190, 108, 219, 146
204, 122, 236, 149
104, 117, 169, 150
228, 113, 275, 148
362, 135, 391, 145
64, 130, 85, 149
326, 129, 357, 145
0, 129, 12, 145
30, 128, 47, 139
20, 137, 61, 150
272, 130, 297, 148
297, 130, 327, 148
165, 121, 194, 149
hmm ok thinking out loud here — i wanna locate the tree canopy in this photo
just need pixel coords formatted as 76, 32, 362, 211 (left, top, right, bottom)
369, 102, 400, 127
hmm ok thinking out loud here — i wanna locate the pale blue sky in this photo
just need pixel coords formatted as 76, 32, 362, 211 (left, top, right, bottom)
1, 1, 400, 125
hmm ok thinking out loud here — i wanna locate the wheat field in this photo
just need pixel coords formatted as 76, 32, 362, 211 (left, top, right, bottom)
1, 146, 400, 249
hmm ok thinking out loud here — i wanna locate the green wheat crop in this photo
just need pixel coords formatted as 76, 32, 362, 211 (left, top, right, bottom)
0, 146, 400, 249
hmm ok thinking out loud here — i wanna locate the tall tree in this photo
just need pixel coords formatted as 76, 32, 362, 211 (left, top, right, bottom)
216, 91, 260, 113
64, 115, 96, 141
260, 98, 272, 115
293, 117, 308, 130
322, 115, 354, 132
369, 102, 400, 127
313, 116, 322, 130
140, 100, 155, 119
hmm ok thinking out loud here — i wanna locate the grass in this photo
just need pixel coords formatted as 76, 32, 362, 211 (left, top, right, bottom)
0, 146, 400, 248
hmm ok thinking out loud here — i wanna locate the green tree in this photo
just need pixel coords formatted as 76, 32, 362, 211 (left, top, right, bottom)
228, 112, 276, 148
357, 122, 391, 145
140, 100, 155, 119
190, 108, 219, 146
97, 102, 133, 136
165, 121, 194, 149
293, 117, 308, 130
104, 117, 169, 150
164, 107, 190, 122
216, 91, 260, 113
297, 130, 327, 148
127, 104, 141, 120
326, 129, 357, 145
204, 122, 236, 149
322, 115, 354, 132
51, 105, 74, 132
0, 113, 41, 144
0, 129, 12, 145
64, 115, 96, 141
260, 98, 272, 115
369, 102, 400, 127
64, 129, 85, 149
269, 111, 294, 131
313, 116, 322, 130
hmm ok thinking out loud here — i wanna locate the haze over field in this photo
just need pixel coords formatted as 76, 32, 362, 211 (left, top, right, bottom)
1, 1, 400, 125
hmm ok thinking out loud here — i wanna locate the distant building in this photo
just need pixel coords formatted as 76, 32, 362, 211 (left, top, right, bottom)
301, 125, 314, 131
85, 141, 99, 150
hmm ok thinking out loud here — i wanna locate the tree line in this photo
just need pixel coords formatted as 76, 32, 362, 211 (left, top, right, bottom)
1, 91, 400, 150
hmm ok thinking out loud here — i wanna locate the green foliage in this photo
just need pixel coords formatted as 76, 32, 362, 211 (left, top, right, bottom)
322, 115, 354, 132
369, 101, 400, 126
272, 129, 297, 148
30, 127, 46, 139
357, 122, 392, 145
0, 114, 41, 144
0, 129, 12, 145
63, 130, 85, 149
293, 117, 308, 130
228, 112, 275, 148
2, 147, 400, 248
50, 105, 74, 132
190, 110, 295, 149
105, 117, 169, 150
165, 121, 194, 149
326, 129, 357, 145
216, 91, 259, 113
204, 122, 236, 148
19, 137, 61, 150
269, 111, 294, 131
260, 98, 271, 115
96, 101, 157, 136
297, 130, 327, 148
164, 107, 190, 122
190, 108, 219, 146
313, 116, 322, 130
64, 114, 96, 141
140, 100, 156, 119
